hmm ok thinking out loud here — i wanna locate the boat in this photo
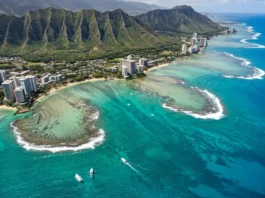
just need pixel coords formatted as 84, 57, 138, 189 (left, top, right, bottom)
121, 158, 127, 164
75, 174, 83, 182
90, 168, 94, 177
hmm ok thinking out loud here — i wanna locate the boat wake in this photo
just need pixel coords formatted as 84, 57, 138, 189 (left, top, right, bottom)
163, 88, 224, 120
222, 52, 265, 80
240, 25, 265, 48
10, 111, 106, 153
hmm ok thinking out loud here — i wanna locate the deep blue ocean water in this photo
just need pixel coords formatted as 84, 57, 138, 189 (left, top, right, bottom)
1, 14, 265, 198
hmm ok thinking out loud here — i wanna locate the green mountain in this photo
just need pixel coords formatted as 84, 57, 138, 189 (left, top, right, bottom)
0, 7, 162, 53
0, 0, 163, 16
136, 5, 224, 35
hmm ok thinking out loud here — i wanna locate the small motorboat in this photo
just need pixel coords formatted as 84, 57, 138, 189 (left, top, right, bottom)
75, 174, 83, 182
121, 158, 127, 164
90, 168, 94, 177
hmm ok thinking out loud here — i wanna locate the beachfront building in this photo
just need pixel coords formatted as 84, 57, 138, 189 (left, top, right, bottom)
189, 33, 208, 54
0, 70, 7, 84
181, 44, 188, 54
2, 80, 15, 101
122, 65, 128, 78
12, 76, 21, 88
137, 65, 144, 74
14, 86, 26, 104
120, 55, 137, 76
41, 73, 51, 84
28, 76, 38, 92
50, 74, 63, 82
139, 58, 148, 67
20, 77, 32, 96
197, 37, 207, 47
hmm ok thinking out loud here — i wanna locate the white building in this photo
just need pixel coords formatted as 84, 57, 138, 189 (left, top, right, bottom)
2, 80, 15, 101
56, 74, 63, 82
28, 76, 38, 92
14, 86, 26, 104
193, 33, 197, 39
139, 58, 148, 67
122, 65, 128, 78
20, 77, 32, 96
49, 74, 63, 82
0, 70, 7, 84
197, 37, 207, 47
41, 73, 51, 84
137, 65, 144, 74
11, 76, 21, 88
182, 44, 188, 54
120, 57, 136, 76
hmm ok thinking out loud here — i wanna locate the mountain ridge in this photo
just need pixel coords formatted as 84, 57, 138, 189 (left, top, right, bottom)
0, 7, 162, 53
0, 0, 164, 16
136, 5, 223, 35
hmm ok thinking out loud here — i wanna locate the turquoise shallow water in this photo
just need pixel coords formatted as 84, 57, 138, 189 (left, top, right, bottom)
1, 14, 265, 197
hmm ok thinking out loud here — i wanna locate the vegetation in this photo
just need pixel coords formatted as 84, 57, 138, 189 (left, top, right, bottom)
136, 5, 225, 35
0, 6, 223, 62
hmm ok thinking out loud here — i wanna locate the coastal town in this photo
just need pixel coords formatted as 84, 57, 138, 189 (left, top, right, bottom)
0, 30, 236, 110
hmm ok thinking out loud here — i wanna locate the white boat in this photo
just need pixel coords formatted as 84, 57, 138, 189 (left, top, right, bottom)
90, 168, 94, 177
75, 174, 83, 182
121, 158, 127, 164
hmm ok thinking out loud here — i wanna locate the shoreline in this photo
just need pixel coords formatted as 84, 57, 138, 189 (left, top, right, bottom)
37, 78, 106, 102
0, 105, 17, 111
145, 63, 170, 74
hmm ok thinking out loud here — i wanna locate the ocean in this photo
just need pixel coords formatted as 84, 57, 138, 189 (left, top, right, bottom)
1, 14, 265, 198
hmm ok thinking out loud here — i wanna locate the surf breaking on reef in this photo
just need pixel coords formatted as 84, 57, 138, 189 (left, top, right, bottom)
163, 88, 224, 120
240, 25, 265, 48
222, 52, 265, 80
10, 111, 106, 153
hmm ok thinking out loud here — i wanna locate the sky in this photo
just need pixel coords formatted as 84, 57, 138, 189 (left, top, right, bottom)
128, 0, 265, 13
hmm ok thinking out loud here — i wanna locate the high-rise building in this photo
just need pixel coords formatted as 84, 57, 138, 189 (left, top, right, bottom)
122, 65, 128, 78
193, 33, 197, 39
182, 44, 188, 54
2, 80, 15, 101
137, 65, 144, 74
127, 55, 133, 61
20, 77, 31, 96
14, 86, 26, 104
139, 58, 148, 67
28, 76, 38, 92
12, 76, 21, 88
120, 58, 136, 75
127, 60, 136, 75
0, 70, 7, 84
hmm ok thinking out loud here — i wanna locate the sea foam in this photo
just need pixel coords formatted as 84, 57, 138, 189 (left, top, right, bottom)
223, 52, 265, 80
240, 26, 265, 48
163, 88, 224, 120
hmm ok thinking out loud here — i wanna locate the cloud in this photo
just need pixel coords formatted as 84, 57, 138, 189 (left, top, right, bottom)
126, 0, 265, 12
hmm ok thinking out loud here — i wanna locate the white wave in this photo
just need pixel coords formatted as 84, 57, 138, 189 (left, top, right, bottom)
247, 26, 254, 33
90, 111, 100, 121
239, 26, 265, 48
10, 116, 105, 153
162, 89, 224, 120
252, 33, 261, 40
223, 52, 265, 80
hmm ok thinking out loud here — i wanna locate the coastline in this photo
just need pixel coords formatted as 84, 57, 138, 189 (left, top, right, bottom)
0, 105, 17, 111
145, 63, 170, 74
37, 78, 106, 102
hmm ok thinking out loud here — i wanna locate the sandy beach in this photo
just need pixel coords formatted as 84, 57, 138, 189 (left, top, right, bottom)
37, 78, 106, 102
145, 63, 170, 74
0, 105, 17, 111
